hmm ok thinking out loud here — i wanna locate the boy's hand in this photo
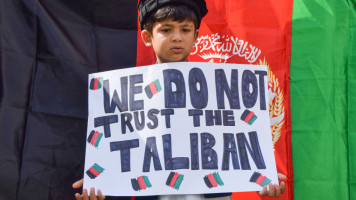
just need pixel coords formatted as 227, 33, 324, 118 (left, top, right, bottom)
72, 179, 105, 200
258, 173, 286, 198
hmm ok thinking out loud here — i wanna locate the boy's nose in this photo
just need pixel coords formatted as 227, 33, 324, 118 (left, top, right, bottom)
171, 31, 182, 42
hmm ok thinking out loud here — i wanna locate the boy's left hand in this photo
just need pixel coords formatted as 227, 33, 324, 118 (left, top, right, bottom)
72, 179, 105, 200
258, 173, 286, 198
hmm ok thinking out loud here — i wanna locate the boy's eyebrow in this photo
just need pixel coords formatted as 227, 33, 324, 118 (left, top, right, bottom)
180, 23, 194, 27
159, 22, 194, 28
160, 24, 173, 27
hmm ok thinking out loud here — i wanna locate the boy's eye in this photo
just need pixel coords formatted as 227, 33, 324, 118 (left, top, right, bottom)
161, 29, 171, 33
182, 29, 191, 32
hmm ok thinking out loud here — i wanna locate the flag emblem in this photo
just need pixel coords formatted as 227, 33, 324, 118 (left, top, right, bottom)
249, 172, 271, 187
131, 176, 152, 191
240, 109, 258, 125
145, 79, 162, 99
87, 130, 103, 148
166, 172, 184, 190
203, 172, 224, 188
86, 163, 104, 179
90, 77, 103, 90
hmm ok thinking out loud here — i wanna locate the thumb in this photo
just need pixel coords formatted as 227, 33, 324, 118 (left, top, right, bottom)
72, 179, 84, 189
277, 173, 287, 181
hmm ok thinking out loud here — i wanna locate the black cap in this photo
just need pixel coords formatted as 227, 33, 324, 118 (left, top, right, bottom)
138, 0, 208, 30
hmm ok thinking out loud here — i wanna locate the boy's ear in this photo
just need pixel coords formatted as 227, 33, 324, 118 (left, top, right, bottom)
194, 29, 199, 42
141, 30, 152, 46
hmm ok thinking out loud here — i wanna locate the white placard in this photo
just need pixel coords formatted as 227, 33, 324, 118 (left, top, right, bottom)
83, 62, 278, 196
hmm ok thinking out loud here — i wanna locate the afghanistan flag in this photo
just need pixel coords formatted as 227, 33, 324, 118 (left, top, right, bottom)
0, 0, 355, 200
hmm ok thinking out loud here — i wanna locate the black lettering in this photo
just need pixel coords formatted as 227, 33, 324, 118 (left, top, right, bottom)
163, 69, 186, 108
121, 113, 134, 134
147, 109, 160, 129
162, 134, 189, 170
94, 115, 118, 138
103, 78, 128, 113
110, 139, 139, 172
236, 131, 266, 170
143, 137, 163, 172
242, 70, 258, 108
255, 70, 267, 110
190, 133, 199, 170
223, 110, 235, 126
161, 109, 174, 128
205, 110, 222, 126
188, 109, 203, 127
215, 69, 240, 109
201, 132, 218, 169
189, 68, 208, 109
129, 74, 143, 111
222, 133, 240, 170
134, 111, 145, 131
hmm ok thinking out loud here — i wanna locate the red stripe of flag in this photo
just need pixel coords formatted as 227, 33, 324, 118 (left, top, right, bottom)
90, 131, 100, 146
137, 176, 147, 190
244, 112, 255, 123
94, 78, 99, 90
207, 174, 218, 187
149, 82, 158, 95
170, 172, 179, 187
256, 175, 266, 185
89, 167, 100, 177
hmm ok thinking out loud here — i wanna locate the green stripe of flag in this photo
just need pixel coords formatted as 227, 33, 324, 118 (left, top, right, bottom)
248, 115, 257, 125
174, 175, 184, 190
142, 176, 152, 188
94, 133, 103, 148
291, 0, 355, 199
213, 172, 224, 186
98, 77, 103, 88
348, 0, 356, 198
92, 163, 104, 173
154, 79, 162, 92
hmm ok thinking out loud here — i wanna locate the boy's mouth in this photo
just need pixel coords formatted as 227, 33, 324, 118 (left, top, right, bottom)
171, 47, 184, 53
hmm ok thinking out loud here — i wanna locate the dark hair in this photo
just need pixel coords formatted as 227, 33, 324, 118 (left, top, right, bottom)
143, 5, 198, 33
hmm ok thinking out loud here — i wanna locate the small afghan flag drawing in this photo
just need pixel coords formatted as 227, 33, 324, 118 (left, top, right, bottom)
166, 172, 184, 190
89, 77, 103, 90
240, 109, 258, 125
203, 172, 224, 188
145, 79, 162, 99
87, 130, 103, 148
131, 176, 152, 191
249, 171, 272, 187
86, 163, 104, 179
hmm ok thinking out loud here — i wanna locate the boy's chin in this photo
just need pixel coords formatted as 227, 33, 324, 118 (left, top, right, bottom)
170, 59, 188, 63
158, 57, 188, 63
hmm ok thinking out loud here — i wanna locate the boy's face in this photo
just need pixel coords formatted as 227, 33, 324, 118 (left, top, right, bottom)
141, 18, 199, 63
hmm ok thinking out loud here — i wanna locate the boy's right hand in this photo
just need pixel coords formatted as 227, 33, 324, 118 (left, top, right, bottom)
72, 179, 105, 200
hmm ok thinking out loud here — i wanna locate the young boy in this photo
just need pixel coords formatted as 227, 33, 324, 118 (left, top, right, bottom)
73, 0, 286, 199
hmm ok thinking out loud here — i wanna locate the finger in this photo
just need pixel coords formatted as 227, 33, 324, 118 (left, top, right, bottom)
280, 181, 286, 194
75, 193, 82, 200
277, 173, 287, 181
82, 189, 89, 200
268, 182, 276, 197
73, 179, 84, 189
89, 187, 97, 200
97, 189, 105, 200
274, 184, 281, 197
258, 185, 267, 197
